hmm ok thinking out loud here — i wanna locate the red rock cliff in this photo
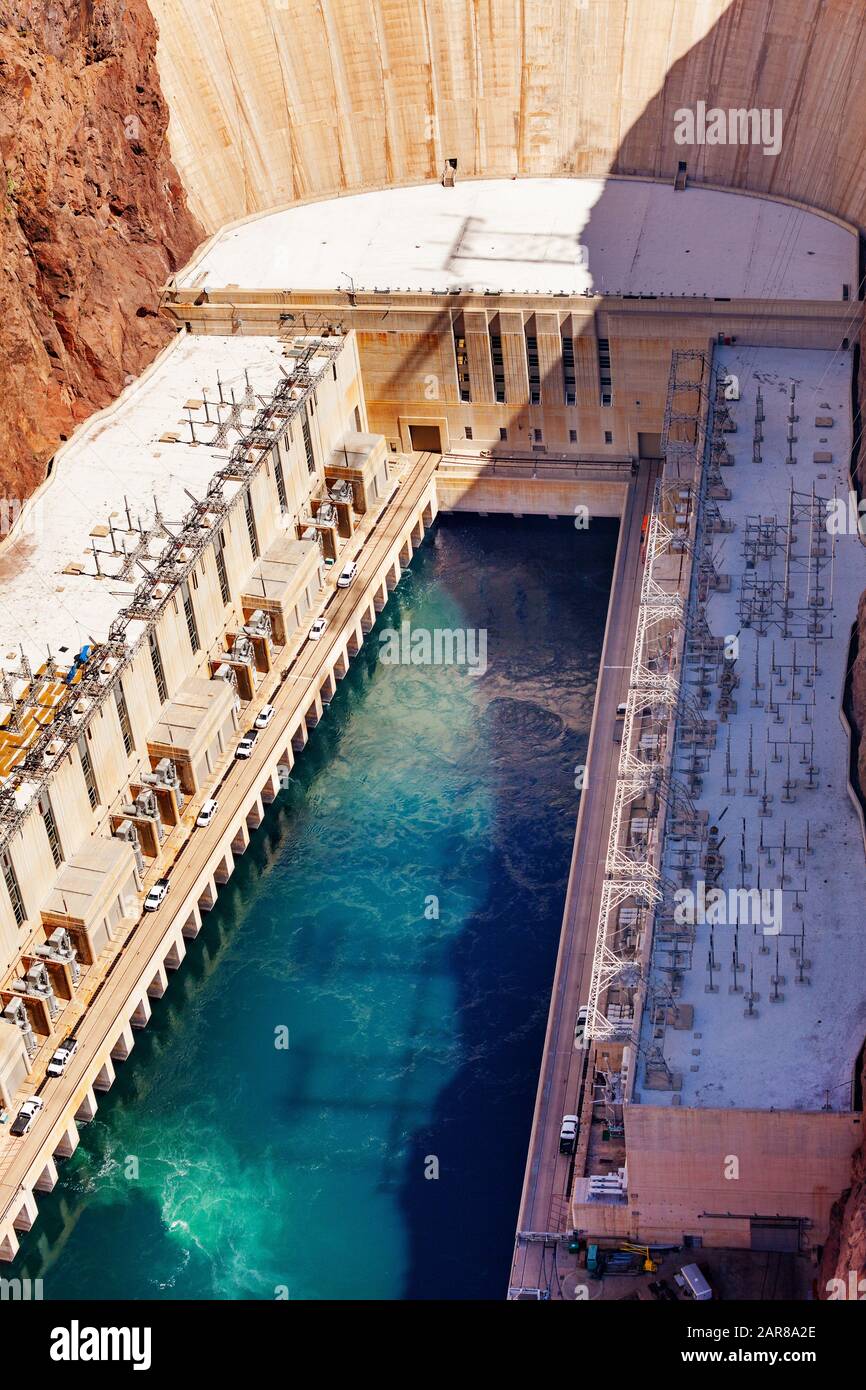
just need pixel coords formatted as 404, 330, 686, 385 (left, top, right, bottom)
0, 0, 201, 505
822, 371, 866, 1297
820, 1051, 866, 1298
849, 589, 866, 800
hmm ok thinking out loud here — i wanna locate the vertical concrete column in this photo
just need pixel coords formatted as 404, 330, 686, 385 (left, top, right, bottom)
183, 903, 203, 938
231, 820, 250, 855
374, 584, 388, 614
165, 935, 186, 971
499, 310, 529, 406
536, 312, 565, 407
131, 995, 152, 1029
214, 848, 235, 885
12, 1190, 39, 1231
572, 315, 600, 407
362, 604, 376, 632
291, 718, 308, 753
75, 1087, 98, 1124
464, 310, 494, 402
147, 964, 169, 998
199, 878, 218, 911
246, 796, 265, 830
305, 691, 324, 727
93, 1059, 116, 1093
0, 1227, 20, 1262
111, 1023, 135, 1061
262, 768, 282, 802
35, 1157, 58, 1192
53, 1121, 79, 1159
435, 311, 461, 402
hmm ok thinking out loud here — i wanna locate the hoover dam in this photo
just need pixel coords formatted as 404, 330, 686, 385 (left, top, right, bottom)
2, 0, 866, 1316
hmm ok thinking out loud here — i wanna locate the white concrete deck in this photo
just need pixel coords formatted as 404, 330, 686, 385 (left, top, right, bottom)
0, 335, 307, 676
639, 345, 866, 1112
177, 178, 856, 302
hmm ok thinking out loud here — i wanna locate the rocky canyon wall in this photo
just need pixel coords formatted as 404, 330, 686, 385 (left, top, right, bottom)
820, 1048, 866, 1297
0, 0, 201, 507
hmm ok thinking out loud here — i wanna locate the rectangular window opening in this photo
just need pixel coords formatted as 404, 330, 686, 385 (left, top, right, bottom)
1, 851, 25, 927
78, 734, 100, 811
562, 334, 577, 406
181, 579, 200, 654
244, 490, 260, 559
114, 681, 135, 757
149, 628, 167, 706
526, 334, 541, 405
490, 333, 506, 404
597, 336, 613, 406
39, 792, 63, 869
454, 331, 471, 404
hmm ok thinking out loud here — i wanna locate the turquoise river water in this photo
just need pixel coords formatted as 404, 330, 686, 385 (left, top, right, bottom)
14, 513, 616, 1299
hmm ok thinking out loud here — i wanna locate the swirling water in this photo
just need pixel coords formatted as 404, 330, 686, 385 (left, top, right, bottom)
14, 513, 616, 1299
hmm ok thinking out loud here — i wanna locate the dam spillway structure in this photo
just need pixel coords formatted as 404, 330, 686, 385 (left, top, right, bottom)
1, 0, 866, 1317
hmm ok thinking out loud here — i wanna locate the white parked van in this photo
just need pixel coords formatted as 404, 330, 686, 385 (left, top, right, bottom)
680, 1263, 713, 1301
196, 798, 218, 828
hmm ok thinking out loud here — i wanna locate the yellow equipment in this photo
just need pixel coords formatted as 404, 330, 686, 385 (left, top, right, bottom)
619, 1243, 658, 1273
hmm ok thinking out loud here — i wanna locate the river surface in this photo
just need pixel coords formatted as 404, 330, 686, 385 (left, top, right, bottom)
15, 513, 616, 1299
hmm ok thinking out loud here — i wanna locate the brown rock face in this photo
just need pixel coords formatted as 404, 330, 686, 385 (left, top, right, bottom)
820, 1052, 866, 1299
0, 0, 201, 504
831, 468, 866, 1293
849, 589, 866, 801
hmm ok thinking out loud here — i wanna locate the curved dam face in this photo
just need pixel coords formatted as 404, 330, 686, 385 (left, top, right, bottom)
150, 0, 866, 233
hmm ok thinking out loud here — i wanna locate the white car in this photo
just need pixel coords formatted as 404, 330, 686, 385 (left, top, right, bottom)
254, 705, 275, 730
196, 798, 218, 828
11, 1097, 43, 1137
559, 1114, 579, 1155
337, 561, 358, 588
309, 617, 328, 642
235, 731, 258, 759
144, 878, 169, 912
574, 1004, 589, 1050
47, 1039, 78, 1077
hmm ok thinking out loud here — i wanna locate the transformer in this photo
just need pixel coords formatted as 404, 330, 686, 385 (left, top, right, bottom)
2, 996, 37, 1059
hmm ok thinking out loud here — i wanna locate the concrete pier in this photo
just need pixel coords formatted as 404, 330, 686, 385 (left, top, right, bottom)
165, 937, 186, 971
34, 1158, 58, 1192
147, 964, 169, 998
198, 879, 217, 912
111, 1025, 135, 1062
510, 460, 651, 1296
93, 1060, 115, 1094
53, 1123, 79, 1161
231, 821, 250, 856
131, 996, 152, 1029
182, 905, 203, 939
74, 1088, 97, 1124
11, 1191, 38, 1233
